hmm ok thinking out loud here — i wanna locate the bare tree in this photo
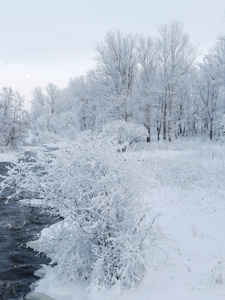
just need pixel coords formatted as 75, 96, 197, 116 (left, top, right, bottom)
136, 35, 158, 142
91, 29, 138, 126
45, 83, 61, 115
0, 87, 28, 147
156, 21, 198, 141
197, 34, 225, 139
30, 83, 79, 140
67, 76, 96, 131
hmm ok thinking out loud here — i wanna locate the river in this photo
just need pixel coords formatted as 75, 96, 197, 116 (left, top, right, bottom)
0, 149, 58, 299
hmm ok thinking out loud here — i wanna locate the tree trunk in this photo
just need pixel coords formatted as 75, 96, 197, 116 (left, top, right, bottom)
146, 104, 151, 143
157, 127, 161, 141
146, 126, 151, 143
210, 118, 213, 140
163, 101, 167, 141
168, 100, 172, 142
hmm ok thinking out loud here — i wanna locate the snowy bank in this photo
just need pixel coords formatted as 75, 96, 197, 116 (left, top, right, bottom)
0, 148, 21, 163
25, 141, 225, 300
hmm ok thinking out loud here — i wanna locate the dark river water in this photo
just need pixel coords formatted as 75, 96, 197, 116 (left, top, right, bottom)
0, 151, 58, 299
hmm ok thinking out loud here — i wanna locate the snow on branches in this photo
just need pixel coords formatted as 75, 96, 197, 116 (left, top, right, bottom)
1, 132, 159, 290
100, 120, 148, 151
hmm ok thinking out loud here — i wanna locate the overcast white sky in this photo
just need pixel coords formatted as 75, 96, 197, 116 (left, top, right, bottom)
0, 0, 224, 104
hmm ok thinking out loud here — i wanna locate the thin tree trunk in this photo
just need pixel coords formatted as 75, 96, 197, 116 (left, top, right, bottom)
168, 100, 172, 142
146, 126, 151, 143
210, 118, 213, 140
163, 101, 167, 141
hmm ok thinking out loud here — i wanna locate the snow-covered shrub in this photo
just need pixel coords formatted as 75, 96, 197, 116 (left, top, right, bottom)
1, 132, 158, 290
100, 120, 148, 151
201, 262, 225, 287
209, 262, 225, 285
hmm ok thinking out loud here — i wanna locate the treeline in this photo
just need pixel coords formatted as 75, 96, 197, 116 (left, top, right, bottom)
1, 21, 225, 147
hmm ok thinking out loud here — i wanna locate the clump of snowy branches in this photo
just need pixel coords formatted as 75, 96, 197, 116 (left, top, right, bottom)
0, 132, 159, 290
100, 120, 148, 151
201, 262, 225, 287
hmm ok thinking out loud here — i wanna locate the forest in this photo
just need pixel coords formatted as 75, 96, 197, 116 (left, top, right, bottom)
1, 21, 225, 147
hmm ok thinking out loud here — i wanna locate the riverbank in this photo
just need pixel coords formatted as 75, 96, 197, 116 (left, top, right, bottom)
0, 148, 22, 163
2, 140, 225, 299
24, 140, 225, 300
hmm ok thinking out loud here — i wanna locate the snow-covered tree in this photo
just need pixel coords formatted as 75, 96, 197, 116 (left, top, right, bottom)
136, 35, 158, 142
197, 59, 219, 140
156, 21, 198, 141
67, 76, 96, 131
196, 34, 225, 139
30, 83, 79, 141
89, 29, 138, 126
0, 87, 28, 147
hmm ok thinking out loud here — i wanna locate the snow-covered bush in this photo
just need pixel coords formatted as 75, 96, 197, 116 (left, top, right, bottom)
211, 264, 225, 285
1, 132, 158, 290
100, 120, 148, 151
201, 262, 225, 287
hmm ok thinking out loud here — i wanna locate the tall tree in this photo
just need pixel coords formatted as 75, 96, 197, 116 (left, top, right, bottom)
136, 35, 158, 142
156, 21, 198, 141
45, 83, 61, 115
30, 83, 79, 140
68, 76, 96, 131
91, 29, 138, 127
197, 34, 225, 139
0, 87, 28, 147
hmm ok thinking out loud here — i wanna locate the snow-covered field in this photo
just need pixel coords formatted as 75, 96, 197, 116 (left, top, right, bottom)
3, 140, 225, 300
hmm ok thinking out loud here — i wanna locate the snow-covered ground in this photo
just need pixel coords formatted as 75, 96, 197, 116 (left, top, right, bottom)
4, 140, 225, 300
